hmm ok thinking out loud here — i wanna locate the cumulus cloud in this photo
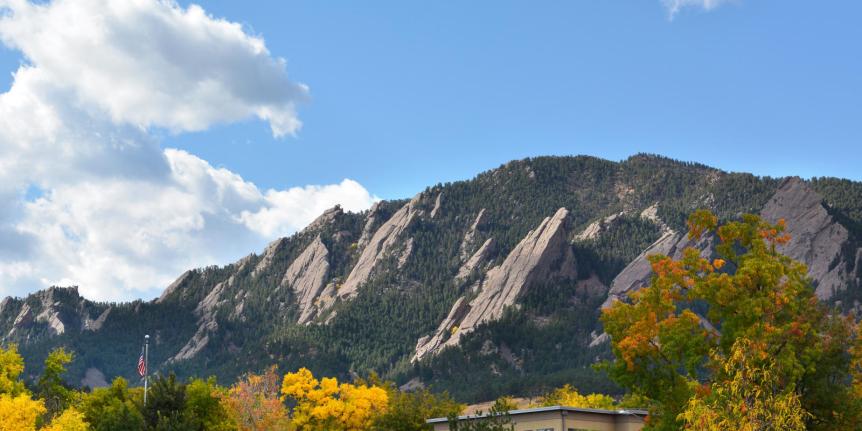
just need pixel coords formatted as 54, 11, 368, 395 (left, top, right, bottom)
0, 0, 377, 301
17, 151, 376, 301
661, 0, 734, 19
0, 0, 308, 137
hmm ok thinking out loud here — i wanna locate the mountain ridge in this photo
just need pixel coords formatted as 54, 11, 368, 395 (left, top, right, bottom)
2, 153, 861, 402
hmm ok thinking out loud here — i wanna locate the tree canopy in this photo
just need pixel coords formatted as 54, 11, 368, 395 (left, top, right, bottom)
602, 210, 862, 430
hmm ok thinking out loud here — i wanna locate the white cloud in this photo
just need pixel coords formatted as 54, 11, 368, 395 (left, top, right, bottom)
0, 1, 377, 301
661, 0, 734, 19
0, 0, 308, 137
16, 151, 376, 301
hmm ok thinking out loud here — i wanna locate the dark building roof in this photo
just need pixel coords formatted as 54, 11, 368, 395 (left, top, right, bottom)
427, 405, 649, 424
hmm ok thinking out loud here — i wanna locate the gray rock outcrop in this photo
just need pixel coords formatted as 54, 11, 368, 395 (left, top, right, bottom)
455, 238, 496, 285
171, 279, 228, 362
460, 209, 488, 260
306, 205, 343, 232
431, 193, 443, 219
157, 270, 192, 303
761, 177, 853, 299
82, 307, 111, 332
604, 178, 858, 307
358, 202, 384, 249
602, 229, 712, 308
282, 236, 331, 324
252, 238, 288, 278
414, 207, 577, 361
339, 195, 422, 299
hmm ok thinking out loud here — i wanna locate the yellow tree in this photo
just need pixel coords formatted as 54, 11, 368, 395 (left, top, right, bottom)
0, 344, 46, 431
0, 393, 46, 431
678, 338, 808, 430
535, 385, 616, 410
0, 344, 26, 396
281, 367, 388, 431
43, 406, 90, 431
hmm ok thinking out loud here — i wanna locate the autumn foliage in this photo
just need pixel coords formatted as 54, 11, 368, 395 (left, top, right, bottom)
281, 367, 389, 431
221, 366, 290, 431
602, 210, 862, 430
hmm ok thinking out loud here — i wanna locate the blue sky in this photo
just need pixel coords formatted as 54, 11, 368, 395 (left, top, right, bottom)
4, 0, 856, 200
0, 0, 859, 300
163, 1, 859, 198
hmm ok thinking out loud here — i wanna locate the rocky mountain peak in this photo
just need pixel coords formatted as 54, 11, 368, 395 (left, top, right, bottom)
306, 205, 344, 232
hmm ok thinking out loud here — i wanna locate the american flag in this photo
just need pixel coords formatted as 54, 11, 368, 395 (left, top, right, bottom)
137, 347, 146, 377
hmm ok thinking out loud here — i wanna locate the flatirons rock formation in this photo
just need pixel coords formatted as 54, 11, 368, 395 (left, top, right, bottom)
760, 177, 857, 299
1, 154, 859, 400
284, 236, 331, 324
414, 207, 577, 361
339, 195, 422, 299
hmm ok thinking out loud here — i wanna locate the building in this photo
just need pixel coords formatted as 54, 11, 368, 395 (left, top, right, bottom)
427, 405, 647, 431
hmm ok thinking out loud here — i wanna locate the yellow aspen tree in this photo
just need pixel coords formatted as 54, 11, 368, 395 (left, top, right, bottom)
0, 393, 46, 431
281, 367, 388, 431
43, 406, 90, 431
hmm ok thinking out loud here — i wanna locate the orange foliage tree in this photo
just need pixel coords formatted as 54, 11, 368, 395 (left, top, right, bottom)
601, 211, 862, 430
220, 366, 290, 431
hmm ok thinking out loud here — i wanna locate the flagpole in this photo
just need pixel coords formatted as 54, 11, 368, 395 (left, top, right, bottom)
144, 334, 149, 405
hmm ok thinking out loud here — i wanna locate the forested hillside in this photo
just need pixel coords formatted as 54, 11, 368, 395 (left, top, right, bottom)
2, 153, 860, 403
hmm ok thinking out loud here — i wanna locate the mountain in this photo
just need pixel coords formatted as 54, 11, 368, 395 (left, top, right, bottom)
2, 154, 861, 402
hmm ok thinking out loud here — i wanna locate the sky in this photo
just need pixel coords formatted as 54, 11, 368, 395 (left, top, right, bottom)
0, 0, 859, 301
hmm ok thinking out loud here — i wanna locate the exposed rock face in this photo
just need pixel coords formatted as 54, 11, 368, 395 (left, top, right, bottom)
605, 180, 858, 306
171, 280, 227, 362
281, 236, 331, 324
577, 274, 608, 298
10, 303, 34, 337
455, 208, 576, 337
414, 207, 577, 361
589, 331, 610, 348
640, 203, 662, 225
603, 230, 712, 308
1, 287, 114, 341
252, 238, 288, 278
412, 297, 470, 361
82, 307, 111, 332
761, 177, 853, 299
339, 195, 422, 299
358, 202, 384, 249
306, 205, 344, 232
157, 270, 192, 303
81, 367, 108, 389
455, 238, 496, 284
574, 212, 624, 241
460, 209, 488, 260
430, 193, 443, 219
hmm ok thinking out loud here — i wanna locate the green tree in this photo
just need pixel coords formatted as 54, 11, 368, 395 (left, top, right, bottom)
80, 377, 146, 431
373, 387, 463, 431
37, 347, 74, 419
144, 373, 187, 430
183, 377, 233, 431
601, 211, 860, 430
